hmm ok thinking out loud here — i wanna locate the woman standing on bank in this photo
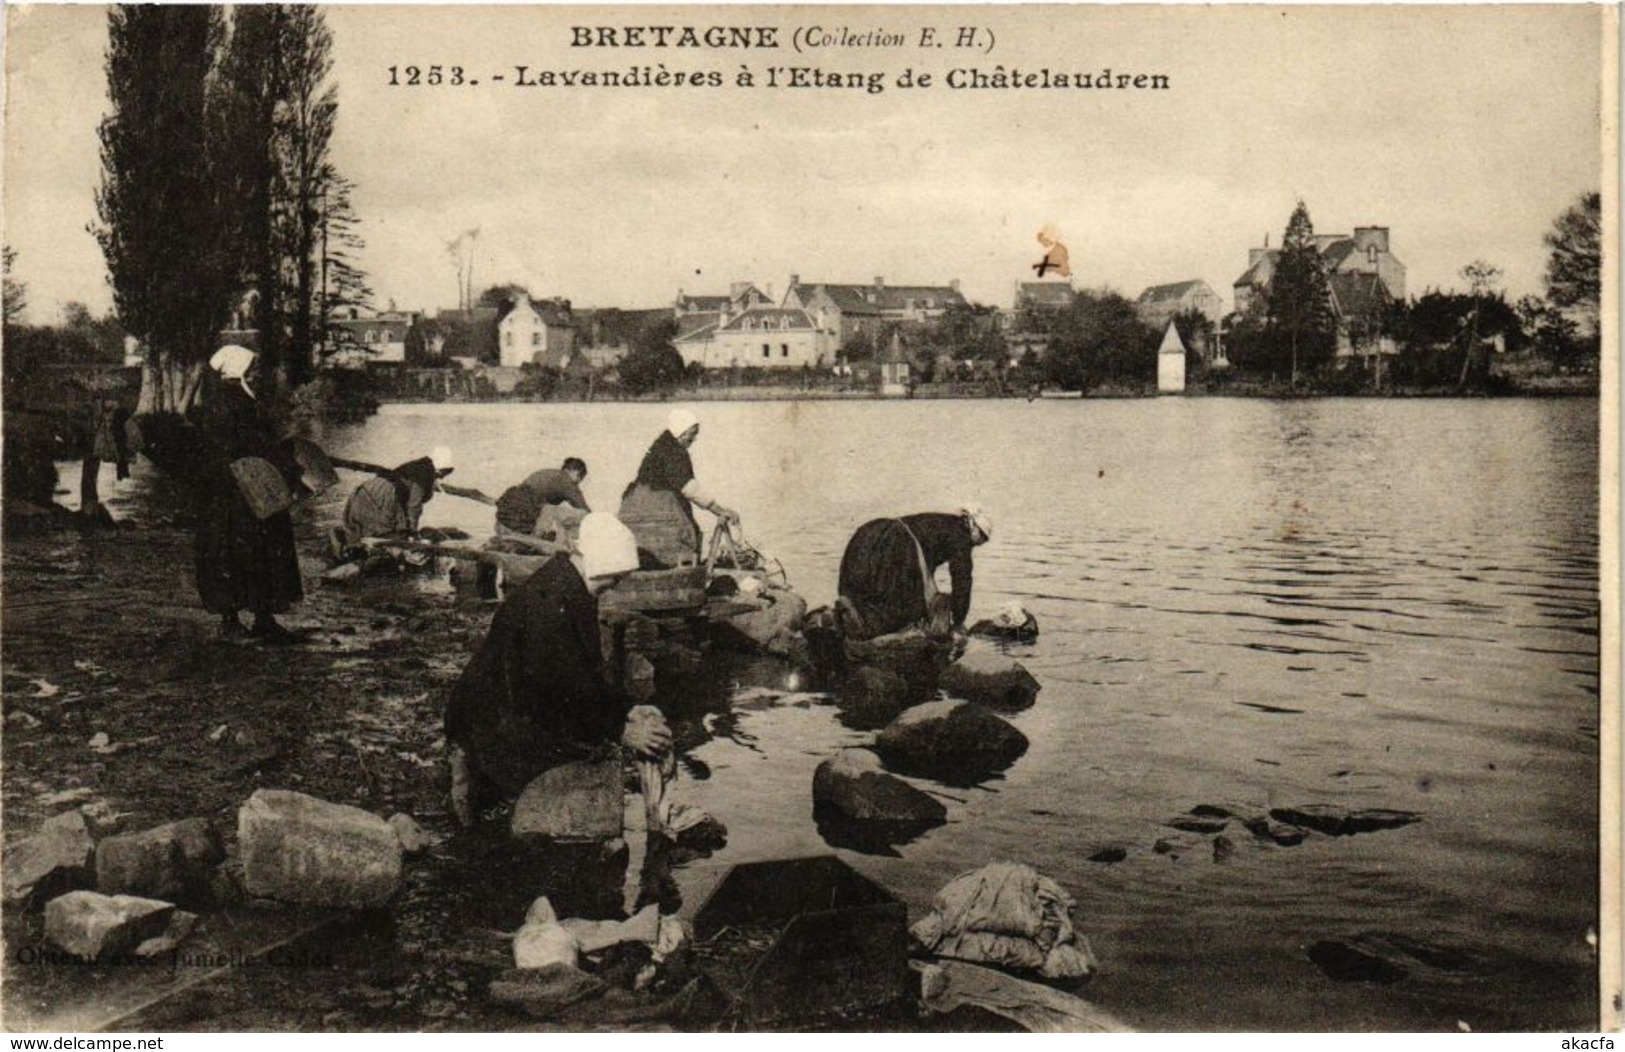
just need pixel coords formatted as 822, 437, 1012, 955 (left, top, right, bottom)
192, 345, 304, 643
617, 409, 740, 569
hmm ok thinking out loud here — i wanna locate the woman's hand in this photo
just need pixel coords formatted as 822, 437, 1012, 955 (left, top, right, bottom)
622, 705, 672, 758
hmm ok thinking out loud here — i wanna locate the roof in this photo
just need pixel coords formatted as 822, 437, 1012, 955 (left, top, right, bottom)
1327, 272, 1390, 323
678, 295, 731, 312
1137, 280, 1212, 305
1016, 282, 1075, 307
795, 281, 967, 315
576, 307, 673, 348
1234, 252, 1276, 289
674, 320, 719, 344
717, 307, 815, 332
676, 312, 720, 339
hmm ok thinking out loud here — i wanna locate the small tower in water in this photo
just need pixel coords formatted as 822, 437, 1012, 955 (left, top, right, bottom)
1157, 321, 1187, 394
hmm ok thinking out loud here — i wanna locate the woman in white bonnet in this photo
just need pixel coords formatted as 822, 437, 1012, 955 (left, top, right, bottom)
191, 345, 305, 643
616, 409, 740, 568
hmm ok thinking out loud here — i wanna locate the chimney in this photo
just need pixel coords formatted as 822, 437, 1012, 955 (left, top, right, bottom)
788, 274, 799, 289
1353, 226, 1390, 254
1248, 248, 1269, 266
949, 278, 961, 293
874, 276, 884, 288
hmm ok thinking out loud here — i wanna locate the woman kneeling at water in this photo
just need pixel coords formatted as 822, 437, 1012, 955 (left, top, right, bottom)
444, 513, 672, 827
837, 506, 992, 641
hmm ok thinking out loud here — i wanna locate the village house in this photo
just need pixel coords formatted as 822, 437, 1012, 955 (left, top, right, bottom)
497, 292, 575, 369
784, 275, 968, 349
675, 305, 830, 370
574, 307, 672, 370
1326, 271, 1398, 363
1233, 226, 1406, 315
409, 307, 500, 367
1135, 279, 1224, 332
327, 307, 419, 365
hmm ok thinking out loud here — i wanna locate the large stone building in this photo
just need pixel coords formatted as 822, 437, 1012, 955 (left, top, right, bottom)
675, 306, 830, 369
1233, 226, 1406, 315
784, 276, 968, 348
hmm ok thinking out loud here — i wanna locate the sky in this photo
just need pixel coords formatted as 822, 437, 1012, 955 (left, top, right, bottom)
2, 4, 1609, 325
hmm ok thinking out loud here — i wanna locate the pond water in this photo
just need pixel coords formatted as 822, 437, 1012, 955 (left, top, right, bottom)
90, 396, 1605, 1030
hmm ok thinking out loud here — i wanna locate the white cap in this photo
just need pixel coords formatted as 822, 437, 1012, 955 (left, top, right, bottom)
961, 503, 992, 542
667, 408, 699, 438
576, 513, 639, 580
430, 446, 455, 473
209, 344, 257, 381
996, 600, 1029, 627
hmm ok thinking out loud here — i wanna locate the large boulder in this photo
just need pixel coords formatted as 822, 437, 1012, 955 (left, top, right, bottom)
875, 701, 1028, 784
834, 666, 915, 730
813, 749, 947, 825
939, 652, 1041, 712
712, 586, 808, 655
44, 890, 174, 962
3, 810, 96, 906
511, 759, 624, 841
237, 790, 402, 908
96, 818, 224, 905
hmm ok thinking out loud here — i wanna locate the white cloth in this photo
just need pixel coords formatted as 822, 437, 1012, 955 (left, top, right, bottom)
666, 408, 699, 438
430, 446, 455, 473
576, 512, 638, 579
961, 503, 993, 542
209, 345, 258, 397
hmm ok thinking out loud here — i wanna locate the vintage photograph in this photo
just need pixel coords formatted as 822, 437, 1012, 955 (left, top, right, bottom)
1, 2, 1616, 1034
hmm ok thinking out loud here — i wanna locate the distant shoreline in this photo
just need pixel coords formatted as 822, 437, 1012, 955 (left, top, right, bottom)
369, 376, 1600, 406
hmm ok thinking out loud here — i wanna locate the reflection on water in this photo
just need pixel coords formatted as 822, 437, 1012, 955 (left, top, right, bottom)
86, 397, 1600, 1030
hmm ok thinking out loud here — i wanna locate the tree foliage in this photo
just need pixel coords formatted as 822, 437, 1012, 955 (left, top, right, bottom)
94, 5, 237, 413
1042, 288, 1158, 392
3, 245, 25, 326
618, 318, 686, 394
1266, 200, 1337, 384
1543, 191, 1600, 319
927, 301, 1006, 363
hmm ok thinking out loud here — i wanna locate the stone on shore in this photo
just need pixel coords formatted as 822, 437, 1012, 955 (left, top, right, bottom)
813, 749, 948, 825
939, 652, 1042, 712
875, 701, 1028, 783
134, 910, 199, 958
95, 818, 224, 904
1243, 816, 1307, 846
44, 890, 174, 962
388, 814, 437, 855
511, 759, 624, 841
1270, 805, 1421, 837
488, 963, 607, 1018
3, 810, 96, 905
237, 789, 402, 909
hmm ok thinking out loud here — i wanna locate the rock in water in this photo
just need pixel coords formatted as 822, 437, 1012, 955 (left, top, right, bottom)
1308, 939, 1409, 983
237, 790, 402, 909
44, 891, 174, 962
836, 666, 915, 730
939, 652, 1042, 712
813, 749, 947, 825
511, 759, 624, 841
3, 811, 96, 905
96, 818, 223, 905
488, 964, 607, 1018
875, 701, 1028, 784
1165, 813, 1230, 835
1270, 805, 1421, 837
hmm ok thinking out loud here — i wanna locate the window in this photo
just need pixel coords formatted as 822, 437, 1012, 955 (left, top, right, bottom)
503, 332, 512, 346
365, 330, 378, 344
781, 344, 789, 357
762, 344, 770, 358
1367, 245, 1378, 265
532, 332, 541, 347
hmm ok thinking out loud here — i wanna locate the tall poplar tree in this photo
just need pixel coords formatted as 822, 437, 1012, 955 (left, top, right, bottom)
94, 5, 237, 414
